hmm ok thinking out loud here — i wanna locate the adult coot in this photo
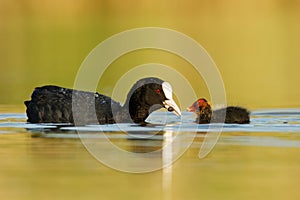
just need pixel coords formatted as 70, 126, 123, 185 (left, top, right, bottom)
188, 98, 250, 124
24, 77, 181, 124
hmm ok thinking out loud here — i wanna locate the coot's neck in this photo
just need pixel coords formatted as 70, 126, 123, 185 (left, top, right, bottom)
121, 98, 161, 124
196, 105, 212, 124
114, 77, 165, 124
110, 98, 152, 124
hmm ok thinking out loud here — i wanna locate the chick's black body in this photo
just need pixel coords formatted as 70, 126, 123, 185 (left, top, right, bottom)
211, 106, 250, 124
188, 98, 250, 124
24, 77, 174, 124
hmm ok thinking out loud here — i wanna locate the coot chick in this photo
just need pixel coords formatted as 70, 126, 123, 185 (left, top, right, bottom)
188, 98, 250, 124
24, 77, 181, 124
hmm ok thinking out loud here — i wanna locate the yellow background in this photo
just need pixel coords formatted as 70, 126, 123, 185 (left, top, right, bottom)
1, 0, 300, 109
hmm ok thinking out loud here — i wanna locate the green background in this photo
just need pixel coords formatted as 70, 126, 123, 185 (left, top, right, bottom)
1, 0, 299, 109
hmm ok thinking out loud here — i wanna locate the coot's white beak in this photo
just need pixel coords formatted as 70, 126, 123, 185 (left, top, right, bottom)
162, 82, 181, 116
163, 99, 181, 116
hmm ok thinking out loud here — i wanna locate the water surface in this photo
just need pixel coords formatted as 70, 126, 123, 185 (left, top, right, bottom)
1, 108, 300, 200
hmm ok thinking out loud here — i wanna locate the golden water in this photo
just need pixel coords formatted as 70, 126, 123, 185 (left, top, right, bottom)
1, 106, 300, 200
1, 130, 300, 200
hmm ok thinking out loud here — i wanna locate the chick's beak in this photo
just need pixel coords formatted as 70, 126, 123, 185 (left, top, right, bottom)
163, 99, 181, 116
187, 105, 196, 112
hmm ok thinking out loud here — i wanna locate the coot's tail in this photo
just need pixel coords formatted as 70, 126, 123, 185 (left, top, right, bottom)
225, 106, 250, 124
212, 106, 250, 124
24, 86, 74, 123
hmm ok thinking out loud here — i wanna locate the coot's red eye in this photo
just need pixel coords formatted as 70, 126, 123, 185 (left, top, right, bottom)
155, 89, 161, 94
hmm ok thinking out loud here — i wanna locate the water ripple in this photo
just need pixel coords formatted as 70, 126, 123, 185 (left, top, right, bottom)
0, 109, 300, 133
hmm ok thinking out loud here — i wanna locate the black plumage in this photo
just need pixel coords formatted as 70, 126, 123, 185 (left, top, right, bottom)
24, 77, 181, 124
188, 98, 250, 124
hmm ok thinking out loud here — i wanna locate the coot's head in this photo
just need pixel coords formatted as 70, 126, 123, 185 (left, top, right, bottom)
124, 77, 181, 123
187, 98, 212, 123
187, 98, 211, 112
